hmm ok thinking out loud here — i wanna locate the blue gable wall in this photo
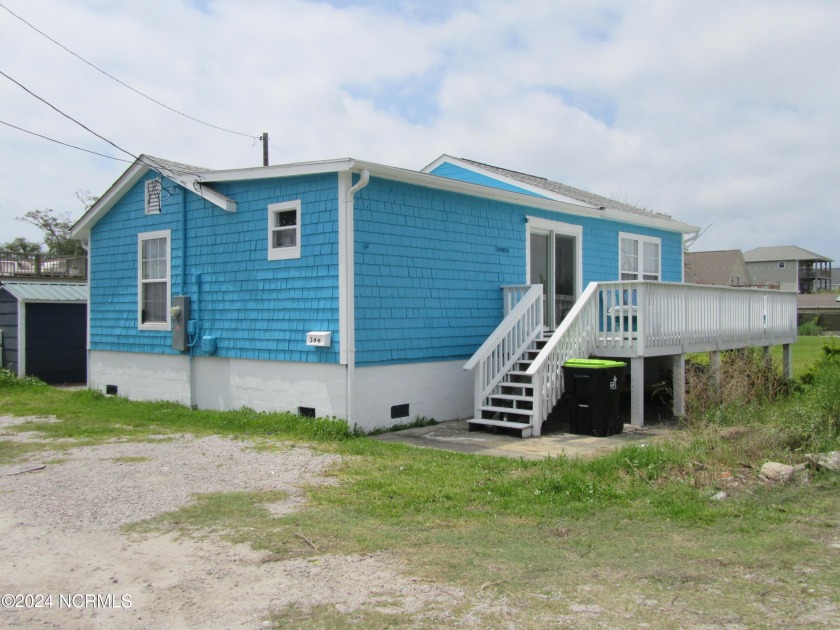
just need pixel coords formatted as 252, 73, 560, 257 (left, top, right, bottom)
353, 176, 683, 366
90, 171, 341, 363
428, 163, 551, 199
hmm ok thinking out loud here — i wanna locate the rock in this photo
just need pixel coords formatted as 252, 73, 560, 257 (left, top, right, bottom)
759, 462, 795, 483
805, 451, 840, 473
711, 491, 727, 500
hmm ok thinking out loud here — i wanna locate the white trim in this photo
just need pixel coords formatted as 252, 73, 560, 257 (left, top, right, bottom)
197, 157, 698, 233
267, 200, 301, 261
526, 216, 584, 324
17, 301, 25, 378
71, 158, 236, 240
72, 155, 698, 241
423, 154, 596, 208
137, 229, 172, 331
337, 171, 350, 365
200, 158, 357, 183
619, 232, 661, 281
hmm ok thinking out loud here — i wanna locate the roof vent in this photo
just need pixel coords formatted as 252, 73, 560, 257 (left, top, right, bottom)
145, 179, 162, 215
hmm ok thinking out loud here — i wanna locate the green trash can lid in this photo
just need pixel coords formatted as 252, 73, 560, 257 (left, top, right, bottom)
563, 358, 626, 369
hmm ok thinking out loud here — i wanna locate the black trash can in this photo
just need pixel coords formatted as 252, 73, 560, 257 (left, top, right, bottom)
563, 359, 626, 437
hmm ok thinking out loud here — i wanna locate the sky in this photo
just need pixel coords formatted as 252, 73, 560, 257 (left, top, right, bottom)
1, 0, 838, 264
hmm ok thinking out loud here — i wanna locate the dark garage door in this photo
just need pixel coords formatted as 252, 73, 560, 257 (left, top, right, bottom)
26, 303, 87, 384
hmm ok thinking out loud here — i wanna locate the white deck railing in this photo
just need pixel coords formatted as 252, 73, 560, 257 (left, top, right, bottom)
463, 284, 544, 421
592, 281, 798, 356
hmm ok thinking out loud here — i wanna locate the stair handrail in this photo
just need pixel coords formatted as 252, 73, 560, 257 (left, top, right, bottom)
463, 284, 544, 420
525, 282, 600, 434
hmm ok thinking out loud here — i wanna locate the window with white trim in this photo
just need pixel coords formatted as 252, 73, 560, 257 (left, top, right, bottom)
138, 230, 171, 330
619, 233, 661, 281
268, 200, 301, 260
145, 179, 162, 215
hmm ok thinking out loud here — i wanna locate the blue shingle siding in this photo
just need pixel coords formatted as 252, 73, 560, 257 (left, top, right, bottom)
353, 177, 683, 366
90, 172, 341, 363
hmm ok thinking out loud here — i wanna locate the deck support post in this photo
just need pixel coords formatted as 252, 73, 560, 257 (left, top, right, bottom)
630, 357, 644, 427
762, 346, 772, 370
709, 351, 721, 389
782, 343, 793, 380
672, 354, 686, 417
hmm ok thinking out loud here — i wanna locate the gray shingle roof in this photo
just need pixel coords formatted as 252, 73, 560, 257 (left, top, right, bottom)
459, 157, 673, 221
141, 155, 211, 177
743, 246, 833, 263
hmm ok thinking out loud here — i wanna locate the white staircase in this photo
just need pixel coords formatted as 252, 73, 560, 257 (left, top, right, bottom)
470, 333, 550, 437
464, 283, 600, 438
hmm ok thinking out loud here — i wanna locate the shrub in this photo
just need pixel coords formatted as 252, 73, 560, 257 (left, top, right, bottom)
798, 316, 825, 337
685, 347, 786, 416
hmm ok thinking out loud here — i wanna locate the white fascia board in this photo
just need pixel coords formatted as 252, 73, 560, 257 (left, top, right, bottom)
70, 159, 236, 240
171, 175, 236, 213
70, 161, 148, 240
198, 158, 357, 183
420, 154, 595, 208
355, 160, 701, 234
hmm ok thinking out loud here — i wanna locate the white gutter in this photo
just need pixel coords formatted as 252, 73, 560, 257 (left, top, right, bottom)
342, 168, 370, 431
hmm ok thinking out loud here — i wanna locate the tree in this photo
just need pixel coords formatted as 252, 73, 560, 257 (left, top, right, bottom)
1, 236, 42, 255
17, 208, 86, 257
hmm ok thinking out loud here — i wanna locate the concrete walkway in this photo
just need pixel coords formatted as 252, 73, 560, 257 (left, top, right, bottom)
373, 419, 675, 460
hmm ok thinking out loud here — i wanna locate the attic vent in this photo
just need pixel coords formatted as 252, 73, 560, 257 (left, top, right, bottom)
145, 179, 162, 215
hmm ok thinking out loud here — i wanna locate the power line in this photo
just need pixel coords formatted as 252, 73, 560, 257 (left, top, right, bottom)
0, 1, 260, 141
0, 118, 133, 163
1, 68, 140, 162
0, 69, 207, 181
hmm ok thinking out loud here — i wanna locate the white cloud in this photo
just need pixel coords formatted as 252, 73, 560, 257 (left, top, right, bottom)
0, 0, 838, 262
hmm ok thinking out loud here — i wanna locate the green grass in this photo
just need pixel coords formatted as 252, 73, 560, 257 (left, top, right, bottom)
2, 358, 839, 627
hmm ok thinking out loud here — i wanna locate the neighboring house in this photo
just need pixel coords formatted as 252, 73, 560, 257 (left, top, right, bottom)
70, 154, 796, 435
797, 293, 840, 332
0, 281, 88, 383
744, 246, 833, 293
684, 250, 752, 286
832, 268, 840, 290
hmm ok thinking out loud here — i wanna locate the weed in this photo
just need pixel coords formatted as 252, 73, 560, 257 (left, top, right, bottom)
0, 368, 45, 387
365, 416, 439, 436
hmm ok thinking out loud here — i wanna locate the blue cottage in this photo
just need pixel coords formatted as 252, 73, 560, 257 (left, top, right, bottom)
71, 154, 796, 433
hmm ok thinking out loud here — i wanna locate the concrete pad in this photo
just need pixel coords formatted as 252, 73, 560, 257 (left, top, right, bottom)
373, 420, 674, 460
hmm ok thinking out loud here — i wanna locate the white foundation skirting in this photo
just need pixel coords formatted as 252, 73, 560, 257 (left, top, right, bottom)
89, 351, 472, 431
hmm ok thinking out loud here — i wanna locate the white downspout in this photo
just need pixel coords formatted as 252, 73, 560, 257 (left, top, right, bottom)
344, 169, 369, 432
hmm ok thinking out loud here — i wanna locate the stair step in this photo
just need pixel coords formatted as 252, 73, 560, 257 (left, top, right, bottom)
480, 405, 534, 417
468, 418, 532, 438
489, 394, 533, 403
500, 382, 533, 391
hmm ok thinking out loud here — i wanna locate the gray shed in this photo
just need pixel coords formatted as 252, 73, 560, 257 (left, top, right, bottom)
0, 281, 88, 384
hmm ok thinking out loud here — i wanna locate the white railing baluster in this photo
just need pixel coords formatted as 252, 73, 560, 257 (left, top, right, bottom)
464, 284, 544, 422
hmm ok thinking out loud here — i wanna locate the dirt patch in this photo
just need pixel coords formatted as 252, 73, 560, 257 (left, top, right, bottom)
0, 416, 480, 628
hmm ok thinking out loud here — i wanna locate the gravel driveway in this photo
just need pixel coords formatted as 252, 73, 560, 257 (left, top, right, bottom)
0, 415, 469, 628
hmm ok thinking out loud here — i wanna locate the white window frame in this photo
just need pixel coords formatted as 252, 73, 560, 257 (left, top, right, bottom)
145, 179, 162, 215
619, 232, 661, 281
268, 200, 301, 260
137, 229, 171, 331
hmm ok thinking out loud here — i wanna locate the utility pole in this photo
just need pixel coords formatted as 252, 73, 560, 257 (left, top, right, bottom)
261, 132, 269, 166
